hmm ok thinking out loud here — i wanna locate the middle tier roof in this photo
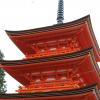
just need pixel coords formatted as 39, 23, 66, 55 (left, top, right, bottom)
0, 48, 100, 90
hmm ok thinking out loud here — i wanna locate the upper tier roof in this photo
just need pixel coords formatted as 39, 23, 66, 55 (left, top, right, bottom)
5, 15, 100, 61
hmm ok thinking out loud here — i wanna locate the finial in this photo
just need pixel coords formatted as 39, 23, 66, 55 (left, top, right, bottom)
57, 0, 64, 24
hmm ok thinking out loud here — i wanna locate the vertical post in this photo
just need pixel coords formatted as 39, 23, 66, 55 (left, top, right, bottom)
57, 0, 64, 24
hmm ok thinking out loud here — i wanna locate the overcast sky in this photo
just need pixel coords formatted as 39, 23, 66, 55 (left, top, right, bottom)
0, 0, 100, 93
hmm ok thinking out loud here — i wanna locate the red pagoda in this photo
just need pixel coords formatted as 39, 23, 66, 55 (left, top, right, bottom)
0, 0, 100, 100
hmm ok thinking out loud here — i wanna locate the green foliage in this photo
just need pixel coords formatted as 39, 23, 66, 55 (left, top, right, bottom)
0, 68, 7, 93
0, 50, 7, 93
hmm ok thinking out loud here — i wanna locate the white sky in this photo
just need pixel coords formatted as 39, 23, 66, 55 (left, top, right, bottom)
0, 0, 100, 93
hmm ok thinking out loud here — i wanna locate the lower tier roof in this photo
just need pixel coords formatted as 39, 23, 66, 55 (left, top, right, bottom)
0, 84, 99, 100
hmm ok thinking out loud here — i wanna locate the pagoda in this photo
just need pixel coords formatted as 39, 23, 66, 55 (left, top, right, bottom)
0, 0, 100, 100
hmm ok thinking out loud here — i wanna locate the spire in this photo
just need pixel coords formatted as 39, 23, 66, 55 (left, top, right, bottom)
57, 0, 64, 24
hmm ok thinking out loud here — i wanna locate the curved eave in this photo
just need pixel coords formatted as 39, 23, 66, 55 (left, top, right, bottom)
0, 84, 99, 99
1, 48, 100, 77
5, 15, 90, 36
0, 48, 93, 66
5, 15, 100, 61
0, 48, 100, 86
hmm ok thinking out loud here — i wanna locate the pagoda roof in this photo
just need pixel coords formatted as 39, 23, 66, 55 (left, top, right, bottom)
0, 48, 96, 65
0, 48, 93, 65
5, 15, 98, 36
0, 84, 99, 100
5, 15, 100, 61
0, 48, 100, 88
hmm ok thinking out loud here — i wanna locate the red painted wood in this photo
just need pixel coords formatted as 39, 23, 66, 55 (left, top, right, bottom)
6, 16, 100, 61
1, 51, 100, 93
